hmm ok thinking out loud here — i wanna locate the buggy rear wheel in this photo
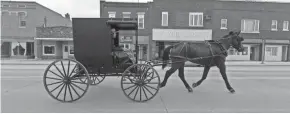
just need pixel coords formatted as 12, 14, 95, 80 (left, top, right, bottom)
43, 59, 90, 103
121, 64, 160, 102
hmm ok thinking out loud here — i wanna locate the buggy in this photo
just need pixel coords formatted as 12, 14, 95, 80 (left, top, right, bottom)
43, 18, 160, 103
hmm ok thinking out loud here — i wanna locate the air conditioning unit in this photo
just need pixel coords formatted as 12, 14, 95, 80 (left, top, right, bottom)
204, 15, 211, 20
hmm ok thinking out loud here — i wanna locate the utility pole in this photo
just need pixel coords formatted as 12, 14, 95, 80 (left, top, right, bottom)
261, 38, 265, 64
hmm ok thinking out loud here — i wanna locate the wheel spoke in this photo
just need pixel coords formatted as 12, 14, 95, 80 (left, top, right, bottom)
139, 86, 142, 101
69, 84, 80, 97
95, 76, 100, 82
128, 85, 138, 96
47, 81, 63, 86
134, 86, 140, 100
124, 84, 137, 91
145, 85, 158, 91
53, 64, 65, 77
71, 83, 85, 92
48, 70, 64, 79
61, 61, 67, 77
56, 84, 66, 99
68, 64, 77, 77
141, 86, 148, 100
67, 83, 74, 101
50, 83, 64, 93
143, 85, 154, 96
67, 60, 71, 77
71, 69, 84, 79
46, 77, 62, 81
64, 84, 68, 101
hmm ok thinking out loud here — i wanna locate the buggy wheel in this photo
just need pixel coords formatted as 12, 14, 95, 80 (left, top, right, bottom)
43, 59, 90, 103
121, 64, 160, 102
79, 74, 106, 85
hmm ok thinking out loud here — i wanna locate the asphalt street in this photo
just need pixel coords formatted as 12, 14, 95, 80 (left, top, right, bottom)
1, 64, 290, 113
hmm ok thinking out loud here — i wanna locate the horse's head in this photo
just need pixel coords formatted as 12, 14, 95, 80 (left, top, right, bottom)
228, 31, 245, 52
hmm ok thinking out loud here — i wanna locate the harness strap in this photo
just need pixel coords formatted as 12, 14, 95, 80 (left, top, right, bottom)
205, 41, 214, 66
215, 40, 228, 56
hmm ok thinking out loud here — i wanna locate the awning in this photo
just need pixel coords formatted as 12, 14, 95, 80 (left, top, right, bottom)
34, 38, 73, 41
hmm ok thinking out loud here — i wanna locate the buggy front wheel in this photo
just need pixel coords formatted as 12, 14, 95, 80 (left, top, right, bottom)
43, 59, 90, 103
121, 64, 160, 102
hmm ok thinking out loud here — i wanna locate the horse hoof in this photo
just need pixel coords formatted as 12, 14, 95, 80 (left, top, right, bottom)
229, 88, 235, 94
192, 83, 198, 88
158, 84, 165, 88
188, 88, 193, 93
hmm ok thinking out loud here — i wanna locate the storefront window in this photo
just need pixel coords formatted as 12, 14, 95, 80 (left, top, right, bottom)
242, 47, 248, 55
44, 45, 55, 55
266, 47, 278, 56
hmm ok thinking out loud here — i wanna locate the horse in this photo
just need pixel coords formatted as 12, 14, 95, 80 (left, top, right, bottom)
159, 31, 245, 94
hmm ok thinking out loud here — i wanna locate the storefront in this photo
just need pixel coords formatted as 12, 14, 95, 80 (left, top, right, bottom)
35, 26, 74, 59
152, 28, 213, 59
1, 36, 34, 59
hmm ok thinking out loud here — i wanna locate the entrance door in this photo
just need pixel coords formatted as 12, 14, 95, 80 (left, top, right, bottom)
63, 45, 69, 59
282, 45, 288, 61
250, 47, 255, 61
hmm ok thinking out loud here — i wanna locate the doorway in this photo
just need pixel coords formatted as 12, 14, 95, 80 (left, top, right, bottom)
63, 45, 69, 59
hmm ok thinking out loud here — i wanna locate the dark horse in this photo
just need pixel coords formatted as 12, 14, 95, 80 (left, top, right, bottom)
159, 31, 245, 93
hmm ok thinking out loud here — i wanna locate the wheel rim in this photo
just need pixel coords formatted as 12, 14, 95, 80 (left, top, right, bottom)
43, 59, 90, 103
121, 64, 160, 102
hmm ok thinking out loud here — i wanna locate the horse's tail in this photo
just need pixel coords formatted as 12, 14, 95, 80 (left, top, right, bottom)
162, 45, 174, 69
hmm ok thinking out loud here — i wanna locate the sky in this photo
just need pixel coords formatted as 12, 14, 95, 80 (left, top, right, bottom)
2, 0, 290, 18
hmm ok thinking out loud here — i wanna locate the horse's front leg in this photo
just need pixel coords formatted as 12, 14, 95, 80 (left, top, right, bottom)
159, 67, 177, 88
217, 62, 235, 93
178, 66, 193, 92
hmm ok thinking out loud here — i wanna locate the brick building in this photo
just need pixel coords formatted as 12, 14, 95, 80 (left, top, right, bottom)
1, 1, 71, 59
150, 0, 216, 60
150, 0, 290, 61
211, 0, 290, 61
100, 0, 152, 61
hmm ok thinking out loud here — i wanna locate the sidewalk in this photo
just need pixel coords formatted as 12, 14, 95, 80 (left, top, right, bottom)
1, 59, 290, 66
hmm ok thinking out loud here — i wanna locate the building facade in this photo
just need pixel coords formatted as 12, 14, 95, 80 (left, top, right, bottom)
100, 0, 152, 61
149, 0, 216, 60
212, 0, 290, 61
35, 26, 74, 59
1, 1, 72, 59
149, 0, 290, 61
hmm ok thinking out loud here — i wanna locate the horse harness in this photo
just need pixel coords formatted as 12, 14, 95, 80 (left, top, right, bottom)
171, 39, 229, 66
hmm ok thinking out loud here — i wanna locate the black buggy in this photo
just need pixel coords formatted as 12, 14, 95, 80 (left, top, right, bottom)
43, 18, 160, 103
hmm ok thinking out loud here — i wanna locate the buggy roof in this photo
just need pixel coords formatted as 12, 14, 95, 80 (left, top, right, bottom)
106, 19, 138, 30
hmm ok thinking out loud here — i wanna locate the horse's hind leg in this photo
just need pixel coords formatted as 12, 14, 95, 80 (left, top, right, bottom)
192, 65, 211, 88
178, 65, 193, 92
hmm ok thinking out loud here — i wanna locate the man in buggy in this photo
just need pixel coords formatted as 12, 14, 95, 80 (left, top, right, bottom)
111, 28, 134, 69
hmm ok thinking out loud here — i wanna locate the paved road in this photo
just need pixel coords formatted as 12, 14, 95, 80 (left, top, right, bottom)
1, 65, 290, 113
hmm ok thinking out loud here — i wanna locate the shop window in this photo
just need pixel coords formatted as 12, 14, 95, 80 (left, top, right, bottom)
43, 45, 55, 55
266, 47, 278, 56
242, 47, 248, 55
